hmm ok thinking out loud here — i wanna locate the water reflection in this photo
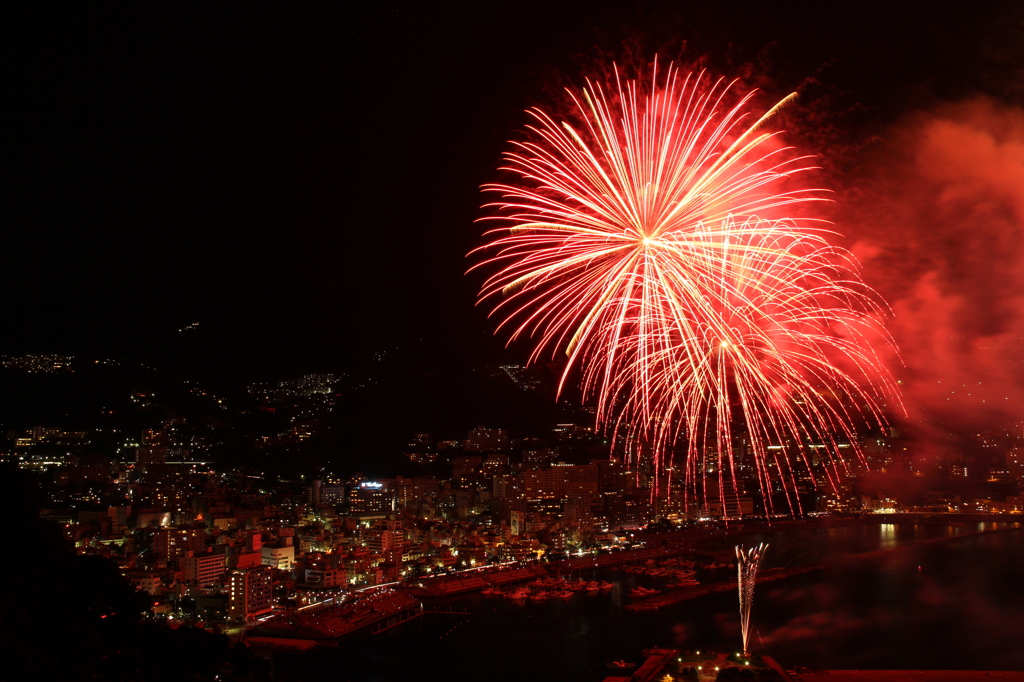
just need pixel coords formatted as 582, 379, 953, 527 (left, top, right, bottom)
879, 523, 896, 549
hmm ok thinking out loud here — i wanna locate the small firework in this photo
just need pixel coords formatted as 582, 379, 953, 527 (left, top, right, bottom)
736, 542, 768, 656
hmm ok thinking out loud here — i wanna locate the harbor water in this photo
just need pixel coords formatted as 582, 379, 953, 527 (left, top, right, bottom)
282, 521, 1024, 681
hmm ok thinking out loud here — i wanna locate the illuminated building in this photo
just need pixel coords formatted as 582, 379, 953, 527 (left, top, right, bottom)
524, 463, 599, 503
480, 453, 509, 476
182, 551, 226, 587
261, 542, 295, 570
862, 496, 899, 513
153, 526, 206, 562
308, 479, 345, 506
349, 480, 393, 513
304, 567, 346, 588
522, 448, 558, 466
387, 476, 440, 511
603, 492, 651, 528
365, 517, 404, 554
462, 426, 509, 452
700, 478, 755, 518
228, 565, 274, 621
491, 474, 526, 521
550, 423, 593, 441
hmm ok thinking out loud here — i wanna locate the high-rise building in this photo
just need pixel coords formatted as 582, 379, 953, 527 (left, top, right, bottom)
182, 551, 226, 587
492, 474, 523, 500
153, 526, 206, 562
603, 492, 650, 528
365, 518, 404, 554
524, 463, 599, 502
349, 481, 394, 513
491, 474, 526, 521
701, 478, 754, 518
228, 565, 274, 621
388, 476, 439, 510
308, 480, 346, 506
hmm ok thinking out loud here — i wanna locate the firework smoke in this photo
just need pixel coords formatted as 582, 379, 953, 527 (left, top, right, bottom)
845, 98, 1024, 466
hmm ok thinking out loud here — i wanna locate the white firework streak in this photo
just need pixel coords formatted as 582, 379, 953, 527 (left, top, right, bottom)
736, 542, 768, 656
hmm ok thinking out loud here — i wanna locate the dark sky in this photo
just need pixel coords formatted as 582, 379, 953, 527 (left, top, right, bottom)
5, 1, 1020, 390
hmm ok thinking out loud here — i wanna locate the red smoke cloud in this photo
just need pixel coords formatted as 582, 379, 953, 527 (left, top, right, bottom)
843, 98, 1024, 456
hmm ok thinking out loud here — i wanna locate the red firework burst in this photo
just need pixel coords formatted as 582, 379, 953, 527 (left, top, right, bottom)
470, 61, 901, 513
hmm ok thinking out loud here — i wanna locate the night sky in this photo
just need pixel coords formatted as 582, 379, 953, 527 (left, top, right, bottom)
6, 3, 1023, 450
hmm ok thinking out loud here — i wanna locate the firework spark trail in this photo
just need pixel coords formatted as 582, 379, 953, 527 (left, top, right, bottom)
737, 543, 768, 656
470, 60, 902, 512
